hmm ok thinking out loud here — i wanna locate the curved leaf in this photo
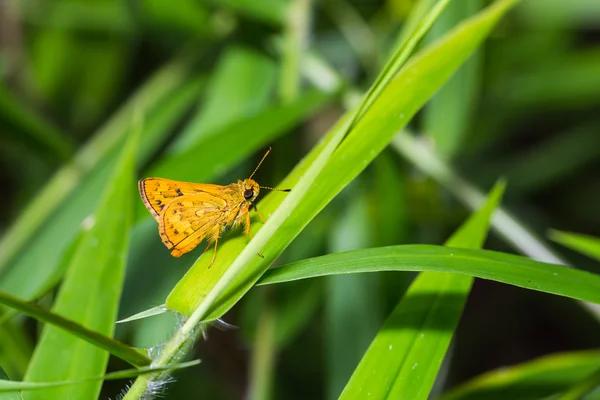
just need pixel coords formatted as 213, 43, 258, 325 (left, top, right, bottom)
259, 246, 600, 304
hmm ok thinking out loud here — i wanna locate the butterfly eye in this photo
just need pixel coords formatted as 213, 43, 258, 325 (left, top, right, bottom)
243, 189, 254, 200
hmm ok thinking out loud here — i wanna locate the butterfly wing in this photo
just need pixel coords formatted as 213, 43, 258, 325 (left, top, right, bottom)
138, 178, 224, 221
158, 192, 231, 257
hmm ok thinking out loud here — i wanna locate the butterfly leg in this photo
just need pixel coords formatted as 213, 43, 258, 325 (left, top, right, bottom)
245, 211, 265, 258
206, 225, 222, 269
253, 205, 267, 223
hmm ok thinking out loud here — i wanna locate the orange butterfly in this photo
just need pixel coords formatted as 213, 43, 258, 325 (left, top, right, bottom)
138, 148, 290, 266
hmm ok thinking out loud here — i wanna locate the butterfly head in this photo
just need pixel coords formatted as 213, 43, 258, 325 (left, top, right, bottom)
241, 179, 260, 203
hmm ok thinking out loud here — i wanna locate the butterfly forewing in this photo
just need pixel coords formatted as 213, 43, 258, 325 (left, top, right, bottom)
138, 178, 225, 220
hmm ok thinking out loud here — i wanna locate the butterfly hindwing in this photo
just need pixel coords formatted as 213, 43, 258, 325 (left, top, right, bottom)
158, 192, 230, 257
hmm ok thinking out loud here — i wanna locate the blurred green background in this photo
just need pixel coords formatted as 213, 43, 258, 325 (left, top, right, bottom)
1, 0, 600, 398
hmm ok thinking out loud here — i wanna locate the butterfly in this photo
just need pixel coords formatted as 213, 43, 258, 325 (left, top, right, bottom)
138, 148, 290, 267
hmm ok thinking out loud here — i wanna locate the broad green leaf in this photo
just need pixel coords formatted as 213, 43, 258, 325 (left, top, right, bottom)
3, 361, 200, 393
549, 230, 600, 262
0, 291, 149, 367
440, 350, 600, 400
259, 246, 600, 304
23, 125, 137, 399
339, 181, 505, 399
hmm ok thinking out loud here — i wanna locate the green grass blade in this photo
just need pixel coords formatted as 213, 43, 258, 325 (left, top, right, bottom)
23, 122, 138, 399
549, 230, 600, 262
259, 246, 600, 304
2, 360, 200, 393
0, 291, 150, 367
440, 350, 600, 400
338, 181, 505, 399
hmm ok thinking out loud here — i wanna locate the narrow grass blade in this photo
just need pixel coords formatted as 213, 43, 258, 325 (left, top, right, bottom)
259, 246, 600, 304
549, 230, 600, 262
23, 122, 138, 399
0, 291, 150, 367
1, 360, 200, 393
339, 181, 505, 399
117, 305, 168, 324
440, 350, 600, 400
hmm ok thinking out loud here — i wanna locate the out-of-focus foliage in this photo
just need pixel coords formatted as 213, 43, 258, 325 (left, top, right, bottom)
0, 0, 599, 398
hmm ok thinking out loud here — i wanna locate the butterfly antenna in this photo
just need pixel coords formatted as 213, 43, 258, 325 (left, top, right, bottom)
260, 186, 291, 192
249, 147, 272, 180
